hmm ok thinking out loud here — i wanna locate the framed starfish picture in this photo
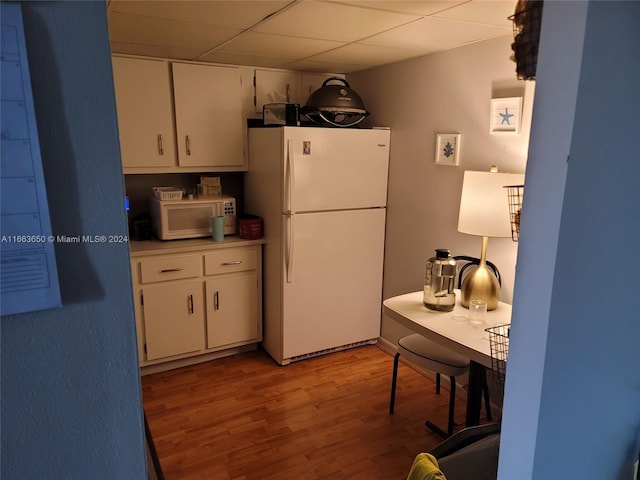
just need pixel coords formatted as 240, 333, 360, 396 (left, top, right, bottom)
435, 133, 461, 166
490, 97, 523, 134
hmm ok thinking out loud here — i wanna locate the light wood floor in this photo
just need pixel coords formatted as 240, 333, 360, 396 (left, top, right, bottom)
142, 345, 470, 480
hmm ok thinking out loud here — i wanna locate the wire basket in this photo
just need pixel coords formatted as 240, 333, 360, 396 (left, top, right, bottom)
485, 324, 510, 387
152, 187, 183, 201
508, 0, 544, 80
505, 185, 524, 242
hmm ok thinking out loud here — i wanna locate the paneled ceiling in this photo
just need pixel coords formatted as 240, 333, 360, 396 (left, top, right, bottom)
107, 0, 517, 73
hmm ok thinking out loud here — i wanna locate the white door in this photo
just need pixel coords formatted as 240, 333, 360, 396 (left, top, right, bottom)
112, 57, 176, 169
281, 208, 386, 359
283, 127, 390, 213
254, 69, 302, 113
172, 63, 243, 167
142, 281, 205, 360
205, 272, 258, 348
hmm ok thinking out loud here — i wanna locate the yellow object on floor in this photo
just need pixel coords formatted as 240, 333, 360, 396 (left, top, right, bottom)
407, 453, 447, 480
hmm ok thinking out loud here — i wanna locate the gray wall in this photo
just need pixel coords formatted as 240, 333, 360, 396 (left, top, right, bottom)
500, 1, 640, 478
352, 2, 640, 477
0, 3, 146, 478
349, 35, 532, 346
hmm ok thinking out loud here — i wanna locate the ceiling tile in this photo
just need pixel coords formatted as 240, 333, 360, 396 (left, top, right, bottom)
197, 51, 293, 68
360, 16, 510, 52
109, 12, 242, 50
110, 42, 207, 61
218, 31, 345, 58
109, 0, 293, 29
434, 0, 516, 27
327, 0, 469, 16
107, 0, 519, 73
283, 58, 370, 74
309, 43, 425, 66
254, 1, 421, 42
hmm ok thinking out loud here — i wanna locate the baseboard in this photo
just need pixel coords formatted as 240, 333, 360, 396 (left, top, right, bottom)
376, 336, 396, 356
140, 344, 258, 376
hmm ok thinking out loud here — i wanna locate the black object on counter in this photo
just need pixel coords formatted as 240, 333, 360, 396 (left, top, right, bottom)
131, 212, 152, 241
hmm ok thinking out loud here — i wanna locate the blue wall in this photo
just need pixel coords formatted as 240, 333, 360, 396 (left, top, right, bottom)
0, 2, 146, 478
500, 1, 640, 478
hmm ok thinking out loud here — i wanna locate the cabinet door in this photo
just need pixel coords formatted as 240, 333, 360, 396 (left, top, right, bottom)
112, 56, 176, 169
142, 281, 205, 360
205, 272, 258, 349
172, 63, 243, 168
254, 69, 302, 113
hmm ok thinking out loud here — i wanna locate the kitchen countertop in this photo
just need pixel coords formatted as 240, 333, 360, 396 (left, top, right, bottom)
129, 236, 265, 257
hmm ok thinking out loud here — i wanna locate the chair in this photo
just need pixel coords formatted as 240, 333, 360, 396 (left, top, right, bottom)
405, 424, 501, 480
388, 256, 498, 438
390, 334, 471, 437
430, 423, 501, 480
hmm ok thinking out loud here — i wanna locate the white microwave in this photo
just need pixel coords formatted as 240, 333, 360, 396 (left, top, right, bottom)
150, 195, 236, 240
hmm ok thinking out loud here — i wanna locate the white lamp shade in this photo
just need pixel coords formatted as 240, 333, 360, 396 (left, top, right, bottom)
458, 171, 525, 237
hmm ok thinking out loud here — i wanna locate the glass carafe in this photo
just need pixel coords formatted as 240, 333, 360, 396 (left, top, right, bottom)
423, 249, 457, 312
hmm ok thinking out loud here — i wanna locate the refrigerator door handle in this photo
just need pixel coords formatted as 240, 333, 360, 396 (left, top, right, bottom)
285, 214, 295, 283
285, 140, 296, 214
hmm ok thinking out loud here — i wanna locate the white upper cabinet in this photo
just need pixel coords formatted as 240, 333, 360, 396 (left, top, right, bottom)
112, 56, 246, 173
112, 56, 177, 169
112, 56, 343, 172
254, 69, 345, 114
172, 63, 244, 169
254, 69, 302, 113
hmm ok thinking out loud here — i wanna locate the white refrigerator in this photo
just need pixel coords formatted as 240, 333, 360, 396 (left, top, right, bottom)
246, 126, 390, 365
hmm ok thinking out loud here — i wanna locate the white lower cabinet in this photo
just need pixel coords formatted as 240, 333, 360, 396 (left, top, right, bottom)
142, 280, 205, 360
131, 242, 262, 372
205, 272, 258, 348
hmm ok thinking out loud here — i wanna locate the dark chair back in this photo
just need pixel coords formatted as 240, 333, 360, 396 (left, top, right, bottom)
430, 423, 501, 480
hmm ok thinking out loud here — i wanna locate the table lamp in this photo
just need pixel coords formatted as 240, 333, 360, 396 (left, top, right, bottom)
457, 170, 525, 310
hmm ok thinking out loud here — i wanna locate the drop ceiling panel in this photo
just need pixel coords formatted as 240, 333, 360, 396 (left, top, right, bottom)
110, 42, 207, 61
109, 0, 293, 29
109, 12, 242, 51
309, 43, 425, 66
198, 51, 295, 68
329, 0, 469, 16
282, 58, 369, 74
254, 1, 421, 42
361, 16, 510, 52
107, 0, 519, 73
218, 31, 345, 59
434, 1, 515, 27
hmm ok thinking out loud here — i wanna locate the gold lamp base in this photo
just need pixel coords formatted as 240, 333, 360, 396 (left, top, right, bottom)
460, 236, 501, 310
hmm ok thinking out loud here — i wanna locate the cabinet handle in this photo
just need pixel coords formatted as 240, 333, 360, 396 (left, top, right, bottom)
188, 294, 194, 314
221, 261, 242, 266
185, 135, 191, 156
160, 268, 183, 273
214, 291, 219, 311
286, 83, 290, 103
157, 134, 164, 155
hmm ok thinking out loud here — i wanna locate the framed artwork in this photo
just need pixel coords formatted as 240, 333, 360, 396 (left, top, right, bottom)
435, 133, 461, 166
490, 97, 523, 134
